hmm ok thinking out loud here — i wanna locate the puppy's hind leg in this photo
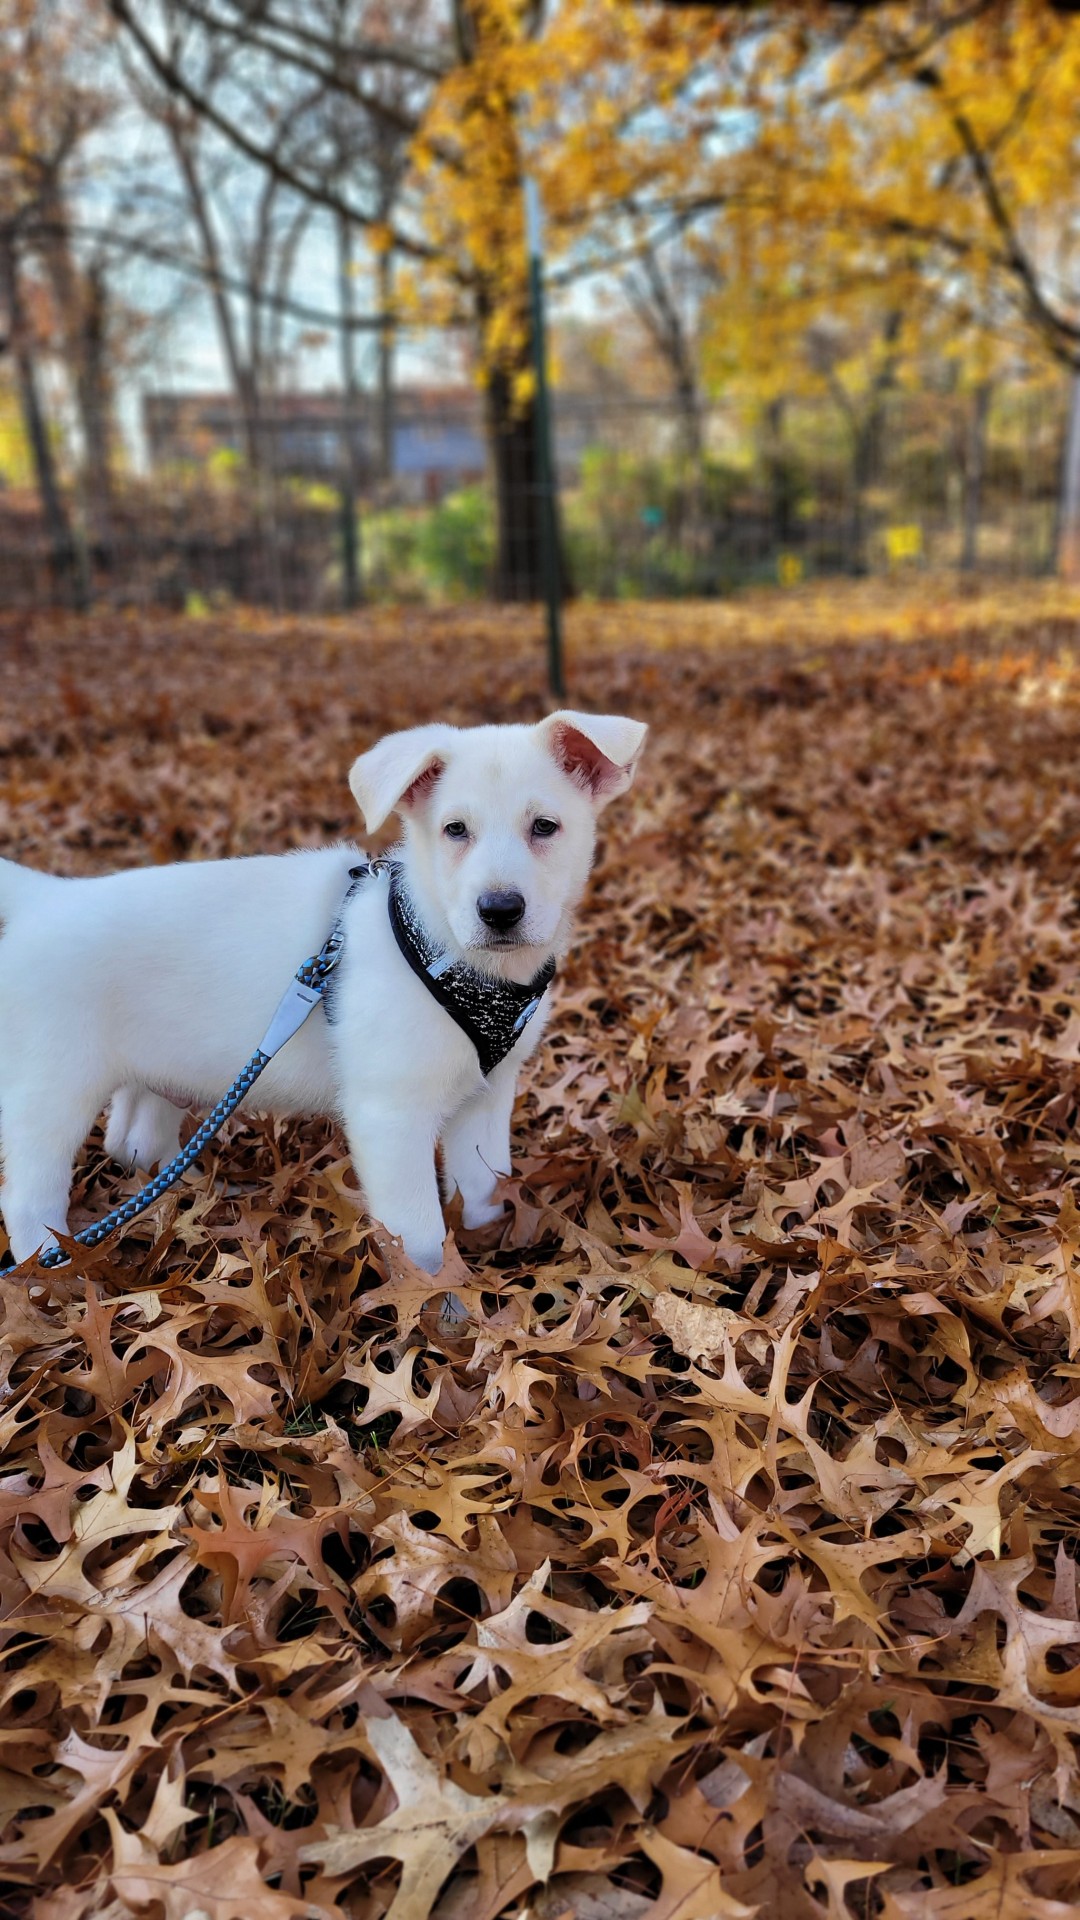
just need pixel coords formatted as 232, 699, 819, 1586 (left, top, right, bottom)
103, 1087, 137, 1166
105, 1088, 182, 1172
0, 1083, 105, 1266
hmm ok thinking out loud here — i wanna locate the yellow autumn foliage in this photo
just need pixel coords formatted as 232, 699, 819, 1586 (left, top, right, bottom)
397, 1, 1080, 399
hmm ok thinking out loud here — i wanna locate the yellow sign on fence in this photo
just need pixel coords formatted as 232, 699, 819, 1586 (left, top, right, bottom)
778, 552, 804, 587
885, 523, 923, 563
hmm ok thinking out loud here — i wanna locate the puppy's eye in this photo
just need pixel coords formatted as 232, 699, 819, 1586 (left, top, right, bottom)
532, 816, 560, 839
443, 820, 469, 840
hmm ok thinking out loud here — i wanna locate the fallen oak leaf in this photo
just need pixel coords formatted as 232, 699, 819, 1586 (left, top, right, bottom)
637, 1827, 758, 1918
501, 1698, 694, 1813
929, 1447, 1054, 1564
21, 1698, 164, 1871
385, 1460, 518, 1549
651, 1289, 761, 1363
126, 1308, 283, 1433
182, 1473, 355, 1627
429, 1832, 537, 1920
362, 1225, 480, 1336
352, 1509, 517, 1647
105, 1811, 317, 1920
951, 1554, 1080, 1784
10, 1429, 182, 1609
774, 1523, 931, 1641
297, 1709, 558, 1920
478, 1351, 556, 1422
342, 1346, 444, 1433
627, 1185, 718, 1269
454, 1561, 652, 1766
0, 1429, 112, 1543
805, 1855, 892, 1920
109, 1546, 240, 1695
877, 1848, 1080, 1918
138, 1756, 198, 1854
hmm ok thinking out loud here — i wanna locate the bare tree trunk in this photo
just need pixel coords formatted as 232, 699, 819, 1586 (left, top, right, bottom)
622, 236, 705, 535
475, 249, 575, 604
455, 0, 553, 605
165, 119, 291, 604
377, 244, 394, 488
961, 379, 992, 572
676, 375, 705, 469
486, 359, 543, 602
850, 415, 875, 574
168, 121, 262, 473
674, 372, 706, 551
762, 397, 793, 548
0, 232, 83, 605
38, 192, 114, 560
337, 211, 362, 610
78, 265, 114, 557
1057, 371, 1080, 582
822, 310, 901, 576
487, 363, 574, 604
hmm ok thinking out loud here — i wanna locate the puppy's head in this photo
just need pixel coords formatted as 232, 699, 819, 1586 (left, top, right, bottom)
349, 711, 647, 978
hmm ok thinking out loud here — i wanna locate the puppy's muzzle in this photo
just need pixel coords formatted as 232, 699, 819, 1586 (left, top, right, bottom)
477, 889, 525, 933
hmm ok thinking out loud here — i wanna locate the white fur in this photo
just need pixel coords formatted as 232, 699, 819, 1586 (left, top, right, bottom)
0, 712, 646, 1274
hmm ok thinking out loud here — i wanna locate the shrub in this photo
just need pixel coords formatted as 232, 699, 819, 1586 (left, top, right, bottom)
364, 488, 495, 600
415, 487, 494, 597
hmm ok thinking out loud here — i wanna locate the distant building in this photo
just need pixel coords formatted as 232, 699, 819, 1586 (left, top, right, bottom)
142, 387, 488, 503
141, 384, 687, 503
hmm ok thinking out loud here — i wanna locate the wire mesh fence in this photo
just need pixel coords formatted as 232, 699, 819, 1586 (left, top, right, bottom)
0, 376, 1069, 613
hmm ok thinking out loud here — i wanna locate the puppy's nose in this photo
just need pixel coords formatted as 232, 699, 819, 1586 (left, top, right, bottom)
477, 889, 525, 932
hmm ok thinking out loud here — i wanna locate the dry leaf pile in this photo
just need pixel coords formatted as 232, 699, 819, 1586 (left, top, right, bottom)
1, 585, 1080, 1917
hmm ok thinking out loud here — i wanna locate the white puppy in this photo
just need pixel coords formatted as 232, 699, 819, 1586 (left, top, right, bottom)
0, 711, 646, 1274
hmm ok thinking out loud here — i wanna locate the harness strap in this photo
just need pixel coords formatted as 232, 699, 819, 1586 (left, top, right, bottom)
386, 871, 555, 1078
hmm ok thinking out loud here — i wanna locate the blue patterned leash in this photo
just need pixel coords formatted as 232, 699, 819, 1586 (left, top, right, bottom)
32, 871, 371, 1271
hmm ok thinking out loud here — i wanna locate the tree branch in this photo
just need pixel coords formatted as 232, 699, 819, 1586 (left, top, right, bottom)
171, 0, 452, 83
105, 0, 440, 262
160, 0, 432, 145
28, 216, 390, 332
914, 58, 1080, 364
811, 0, 996, 110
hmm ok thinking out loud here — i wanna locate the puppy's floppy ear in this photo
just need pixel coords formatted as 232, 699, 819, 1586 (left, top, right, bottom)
349, 723, 455, 835
539, 710, 648, 809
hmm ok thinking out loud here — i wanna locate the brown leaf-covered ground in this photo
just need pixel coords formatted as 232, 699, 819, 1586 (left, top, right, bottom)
4, 582, 1080, 1919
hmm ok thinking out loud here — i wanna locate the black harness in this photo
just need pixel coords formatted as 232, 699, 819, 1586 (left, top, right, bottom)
351, 860, 555, 1078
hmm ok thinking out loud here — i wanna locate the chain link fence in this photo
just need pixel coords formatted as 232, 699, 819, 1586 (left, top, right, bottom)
0, 379, 1068, 612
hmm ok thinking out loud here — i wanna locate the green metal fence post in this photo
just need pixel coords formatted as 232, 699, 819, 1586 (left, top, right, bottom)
525, 177, 566, 700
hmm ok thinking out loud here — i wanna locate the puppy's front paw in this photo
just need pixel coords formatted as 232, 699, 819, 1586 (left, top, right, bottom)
461, 1197, 507, 1231
406, 1242, 446, 1275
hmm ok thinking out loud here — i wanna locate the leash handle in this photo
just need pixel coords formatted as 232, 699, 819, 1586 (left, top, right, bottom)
31, 901, 354, 1273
